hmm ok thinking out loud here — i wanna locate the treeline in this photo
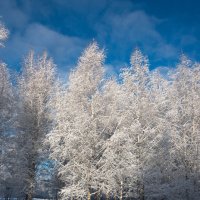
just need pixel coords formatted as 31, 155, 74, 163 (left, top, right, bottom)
0, 23, 200, 200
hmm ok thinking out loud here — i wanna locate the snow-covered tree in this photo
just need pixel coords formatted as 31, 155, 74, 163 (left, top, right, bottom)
0, 22, 8, 47
166, 55, 200, 199
0, 22, 199, 200
16, 51, 56, 200
115, 49, 166, 200
0, 23, 12, 136
0, 63, 14, 136
48, 42, 107, 199
121, 49, 150, 199
143, 69, 173, 199
0, 23, 17, 198
93, 78, 138, 199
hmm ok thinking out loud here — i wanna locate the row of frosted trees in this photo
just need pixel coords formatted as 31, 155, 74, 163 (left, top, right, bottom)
0, 22, 200, 200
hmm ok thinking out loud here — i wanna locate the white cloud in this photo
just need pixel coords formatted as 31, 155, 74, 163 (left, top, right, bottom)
0, 0, 182, 71
0, 0, 28, 29
95, 10, 178, 62
0, 23, 88, 71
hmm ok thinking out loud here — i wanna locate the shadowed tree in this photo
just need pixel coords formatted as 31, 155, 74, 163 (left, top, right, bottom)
17, 51, 56, 200
0, 22, 17, 198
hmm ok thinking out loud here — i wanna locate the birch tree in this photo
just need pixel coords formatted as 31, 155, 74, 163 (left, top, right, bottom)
0, 22, 11, 136
116, 49, 165, 199
0, 22, 16, 197
0, 63, 15, 197
144, 69, 173, 199
95, 78, 138, 199
121, 49, 150, 200
17, 51, 56, 200
48, 42, 107, 199
167, 55, 200, 199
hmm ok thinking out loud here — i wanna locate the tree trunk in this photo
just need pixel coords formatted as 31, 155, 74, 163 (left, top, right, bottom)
139, 183, 144, 200
106, 191, 109, 200
114, 192, 117, 200
185, 173, 189, 200
97, 190, 101, 200
88, 190, 91, 200
26, 192, 33, 200
120, 181, 123, 200
26, 160, 36, 200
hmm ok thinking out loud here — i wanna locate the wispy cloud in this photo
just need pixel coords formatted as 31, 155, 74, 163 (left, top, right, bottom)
95, 9, 178, 66
0, 0, 28, 29
1, 0, 199, 72
0, 23, 87, 70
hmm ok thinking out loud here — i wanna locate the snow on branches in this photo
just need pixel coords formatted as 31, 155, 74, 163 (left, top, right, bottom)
0, 23, 8, 47
0, 20, 200, 199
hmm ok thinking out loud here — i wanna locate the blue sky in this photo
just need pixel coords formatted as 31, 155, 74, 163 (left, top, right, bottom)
0, 0, 200, 74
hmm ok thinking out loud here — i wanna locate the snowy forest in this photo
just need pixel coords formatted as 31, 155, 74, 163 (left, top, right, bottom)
0, 20, 200, 200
